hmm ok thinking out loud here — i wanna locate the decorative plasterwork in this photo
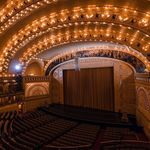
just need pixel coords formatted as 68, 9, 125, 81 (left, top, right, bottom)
52, 57, 135, 83
25, 82, 49, 97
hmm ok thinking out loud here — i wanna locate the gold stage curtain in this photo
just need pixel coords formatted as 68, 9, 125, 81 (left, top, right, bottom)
63, 67, 114, 111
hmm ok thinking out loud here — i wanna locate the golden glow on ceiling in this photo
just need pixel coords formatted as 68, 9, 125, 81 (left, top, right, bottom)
18, 27, 150, 71
0, 0, 57, 34
0, 3, 149, 74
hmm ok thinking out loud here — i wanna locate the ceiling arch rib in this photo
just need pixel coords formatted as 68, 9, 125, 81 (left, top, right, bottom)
0, 0, 57, 35
3, 26, 150, 73
18, 28, 149, 71
0, 1, 149, 35
44, 56, 143, 76
0, 6, 150, 73
42, 47, 146, 75
5, 24, 150, 72
0, 5, 149, 38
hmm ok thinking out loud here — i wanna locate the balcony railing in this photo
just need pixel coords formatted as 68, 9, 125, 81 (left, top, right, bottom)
135, 73, 150, 82
0, 76, 24, 107
0, 75, 51, 107
24, 76, 50, 83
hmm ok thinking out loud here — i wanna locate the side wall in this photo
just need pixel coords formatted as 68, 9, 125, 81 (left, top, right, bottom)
136, 80, 150, 139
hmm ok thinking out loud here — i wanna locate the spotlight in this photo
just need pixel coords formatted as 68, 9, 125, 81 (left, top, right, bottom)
15, 64, 22, 71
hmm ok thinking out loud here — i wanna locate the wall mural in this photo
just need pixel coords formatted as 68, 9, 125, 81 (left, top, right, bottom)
25, 82, 49, 97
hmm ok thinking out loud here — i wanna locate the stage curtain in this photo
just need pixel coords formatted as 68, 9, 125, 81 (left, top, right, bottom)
63, 67, 114, 111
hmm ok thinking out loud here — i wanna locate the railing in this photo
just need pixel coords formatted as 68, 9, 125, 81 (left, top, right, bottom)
135, 73, 150, 83
0, 76, 23, 95
24, 76, 50, 83
0, 75, 51, 107
0, 76, 24, 107
0, 75, 51, 108
0, 76, 16, 81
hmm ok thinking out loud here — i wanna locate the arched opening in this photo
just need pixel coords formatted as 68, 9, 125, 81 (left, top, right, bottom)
24, 61, 43, 76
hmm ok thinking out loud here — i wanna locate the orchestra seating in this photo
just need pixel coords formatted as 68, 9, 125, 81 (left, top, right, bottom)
100, 141, 150, 150
46, 124, 99, 148
0, 105, 149, 150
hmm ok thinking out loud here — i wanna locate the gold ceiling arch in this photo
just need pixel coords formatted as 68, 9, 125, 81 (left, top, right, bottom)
0, 1, 149, 74
0, 0, 57, 35
0, 0, 149, 33
2, 23, 150, 72
18, 27, 149, 71
0, 7, 150, 71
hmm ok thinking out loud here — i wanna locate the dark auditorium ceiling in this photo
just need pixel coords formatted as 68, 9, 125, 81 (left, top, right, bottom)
0, 0, 149, 75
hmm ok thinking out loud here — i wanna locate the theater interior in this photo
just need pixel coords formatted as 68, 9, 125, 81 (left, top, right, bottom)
0, 0, 150, 149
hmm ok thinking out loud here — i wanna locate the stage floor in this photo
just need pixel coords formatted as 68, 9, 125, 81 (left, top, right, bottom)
40, 104, 136, 128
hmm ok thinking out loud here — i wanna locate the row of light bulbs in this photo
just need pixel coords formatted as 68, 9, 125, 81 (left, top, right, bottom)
0, 8, 149, 71
20, 23, 148, 62
0, 0, 57, 24
18, 27, 150, 72
0, 6, 149, 73
22, 43, 149, 74
1, 22, 149, 72
0, 73, 16, 77
0, 5, 149, 35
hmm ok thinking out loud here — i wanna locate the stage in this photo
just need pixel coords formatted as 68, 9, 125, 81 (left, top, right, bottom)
40, 104, 138, 128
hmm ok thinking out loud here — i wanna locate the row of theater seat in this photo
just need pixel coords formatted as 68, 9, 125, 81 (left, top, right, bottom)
0, 109, 150, 150
100, 126, 149, 142
100, 140, 150, 150
41, 106, 150, 149
1, 110, 97, 150
0, 111, 17, 136
19, 110, 45, 119
95, 126, 150, 149
0, 111, 17, 150
5, 119, 77, 149
47, 124, 99, 147
0, 111, 17, 120
12, 114, 56, 135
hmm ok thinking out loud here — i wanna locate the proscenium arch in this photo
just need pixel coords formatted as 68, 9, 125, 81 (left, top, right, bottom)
0, 5, 149, 73
50, 57, 136, 78
22, 42, 148, 75
46, 57, 138, 76
20, 39, 149, 73
43, 50, 145, 76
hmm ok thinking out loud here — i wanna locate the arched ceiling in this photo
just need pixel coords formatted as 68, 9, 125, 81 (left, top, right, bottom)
0, 0, 149, 75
